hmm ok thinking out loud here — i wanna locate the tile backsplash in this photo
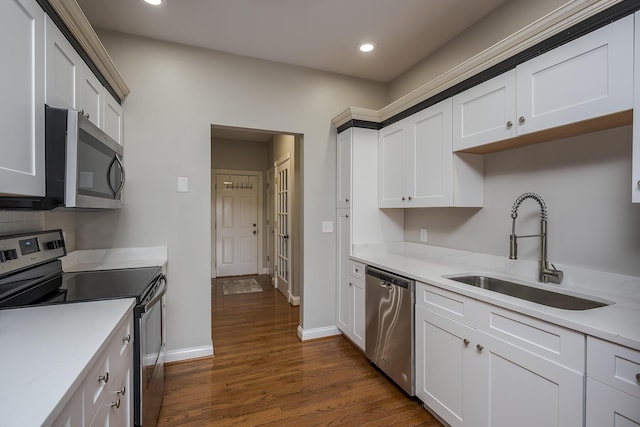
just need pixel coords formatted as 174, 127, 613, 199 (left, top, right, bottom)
0, 211, 45, 235
0, 211, 76, 251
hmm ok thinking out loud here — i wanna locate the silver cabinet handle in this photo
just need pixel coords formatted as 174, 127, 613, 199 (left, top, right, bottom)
506, 121, 513, 129
476, 344, 484, 352
519, 116, 525, 124
98, 372, 109, 383
117, 386, 126, 396
122, 334, 131, 343
463, 339, 470, 346
111, 399, 121, 409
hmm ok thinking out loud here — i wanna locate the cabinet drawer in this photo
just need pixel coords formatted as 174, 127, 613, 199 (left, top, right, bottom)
350, 262, 365, 279
415, 282, 475, 325
84, 347, 110, 424
476, 302, 584, 372
587, 337, 640, 399
586, 377, 640, 426
110, 315, 133, 377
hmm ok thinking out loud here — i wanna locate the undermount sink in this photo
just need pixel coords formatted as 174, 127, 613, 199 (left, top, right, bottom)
444, 274, 611, 310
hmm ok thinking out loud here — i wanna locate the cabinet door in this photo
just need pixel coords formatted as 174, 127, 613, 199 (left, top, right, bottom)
0, 0, 46, 197
586, 378, 640, 427
103, 90, 123, 146
475, 330, 584, 427
336, 210, 351, 334
378, 119, 408, 207
351, 276, 365, 350
416, 306, 476, 427
452, 70, 516, 151
409, 98, 453, 207
337, 129, 352, 208
516, 15, 633, 136
45, 15, 81, 110
633, 12, 640, 204
80, 65, 103, 129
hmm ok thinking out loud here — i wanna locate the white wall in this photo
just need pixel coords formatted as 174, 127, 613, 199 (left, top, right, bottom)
405, 126, 640, 277
390, 0, 569, 100
74, 31, 388, 357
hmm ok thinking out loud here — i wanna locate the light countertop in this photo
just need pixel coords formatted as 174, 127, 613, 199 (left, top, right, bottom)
0, 299, 135, 426
352, 242, 640, 351
62, 246, 168, 272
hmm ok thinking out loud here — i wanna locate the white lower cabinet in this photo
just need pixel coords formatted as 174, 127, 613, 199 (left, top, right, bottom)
586, 337, 640, 426
51, 311, 133, 427
633, 12, 640, 203
336, 210, 366, 352
415, 282, 585, 427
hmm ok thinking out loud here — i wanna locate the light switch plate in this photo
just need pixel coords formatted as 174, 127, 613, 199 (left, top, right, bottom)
322, 221, 333, 233
177, 177, 189, 192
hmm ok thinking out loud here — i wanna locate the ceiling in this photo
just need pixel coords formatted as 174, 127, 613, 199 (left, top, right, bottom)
76, 0, 509, 83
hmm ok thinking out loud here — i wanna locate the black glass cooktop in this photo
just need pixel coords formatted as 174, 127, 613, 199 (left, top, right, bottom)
60, 267, 162, 303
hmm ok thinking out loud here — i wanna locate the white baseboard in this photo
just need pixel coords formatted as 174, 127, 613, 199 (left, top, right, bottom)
165, 344, 214, 363
297, 324, 342, 341
289, 295, 300, 306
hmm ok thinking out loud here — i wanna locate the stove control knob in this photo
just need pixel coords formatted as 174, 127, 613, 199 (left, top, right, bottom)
45, 240, 64, 250
3, 249, 18, 261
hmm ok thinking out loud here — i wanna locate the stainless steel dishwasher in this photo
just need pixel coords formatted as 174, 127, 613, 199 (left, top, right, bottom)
365, 266, 415, 395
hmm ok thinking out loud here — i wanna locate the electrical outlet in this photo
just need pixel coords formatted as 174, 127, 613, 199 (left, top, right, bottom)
322, 221, 333, 233
420, 228, 428, 242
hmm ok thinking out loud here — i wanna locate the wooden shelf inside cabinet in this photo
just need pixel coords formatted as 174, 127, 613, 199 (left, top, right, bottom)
458, 110, 633, 155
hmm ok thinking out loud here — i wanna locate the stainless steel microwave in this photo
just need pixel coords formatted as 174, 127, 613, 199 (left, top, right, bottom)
45, 105, 125, 209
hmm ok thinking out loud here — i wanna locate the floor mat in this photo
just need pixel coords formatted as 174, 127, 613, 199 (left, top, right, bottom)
219, 278, 263, 295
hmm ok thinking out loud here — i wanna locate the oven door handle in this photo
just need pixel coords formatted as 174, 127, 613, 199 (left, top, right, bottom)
137, 275, 167, 316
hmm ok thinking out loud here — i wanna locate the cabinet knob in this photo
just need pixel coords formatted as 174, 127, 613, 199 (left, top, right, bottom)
402, 197, 406, 201
349, 282, 353, 287
506, 121, 513, 129
122, 334, 131, 343
98, 372, 109, 383
637, 180, 640, 189
408, 196, 412, 201
476, 344, 484, 352
636, 373, 640, 383
463, 338, 470, 346
518, 116, 526, 124
345, 198, 349, 202
355, 268, 359, 273
111, 399, 121, 409
345, 214, 349, 218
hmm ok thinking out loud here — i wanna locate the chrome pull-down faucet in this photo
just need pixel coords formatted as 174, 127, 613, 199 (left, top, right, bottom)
509, 192, 563, 284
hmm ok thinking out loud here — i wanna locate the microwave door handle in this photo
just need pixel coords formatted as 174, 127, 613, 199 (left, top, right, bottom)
107, 155, 126, 198
114, 155, 126, 197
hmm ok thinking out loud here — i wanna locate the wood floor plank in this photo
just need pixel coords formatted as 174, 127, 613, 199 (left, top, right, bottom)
157, 275, 441, 426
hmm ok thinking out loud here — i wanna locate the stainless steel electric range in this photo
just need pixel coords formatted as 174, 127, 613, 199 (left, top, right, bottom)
0, 229, 166, 426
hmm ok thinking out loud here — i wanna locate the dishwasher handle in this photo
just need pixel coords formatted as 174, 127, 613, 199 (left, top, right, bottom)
366, 266, 412, 289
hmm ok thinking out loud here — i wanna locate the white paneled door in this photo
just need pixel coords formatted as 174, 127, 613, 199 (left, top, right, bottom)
275, 154, 292, 300
216, 174, 258, 277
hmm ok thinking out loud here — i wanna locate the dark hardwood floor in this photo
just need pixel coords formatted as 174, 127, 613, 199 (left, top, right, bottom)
157, 275, 442, 426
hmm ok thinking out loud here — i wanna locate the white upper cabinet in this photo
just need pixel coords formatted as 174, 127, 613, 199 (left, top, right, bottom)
453, 15, 634, 153
453, 69, 517, 151
379, 99, 484, 208
337, 128, 352, 208
79, 67, 103, 129
45, 15, 81, 111
103, 90, 124, 146
517, 15, 633, 135
0, 0, 46, 197
633, 12, 640, 203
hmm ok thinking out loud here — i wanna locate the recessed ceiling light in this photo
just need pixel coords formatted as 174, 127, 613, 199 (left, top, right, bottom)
358, 42, 375, 53
143, 0, 163, 5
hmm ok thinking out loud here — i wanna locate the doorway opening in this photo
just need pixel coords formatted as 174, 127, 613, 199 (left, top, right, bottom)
210, 125, 302, 308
